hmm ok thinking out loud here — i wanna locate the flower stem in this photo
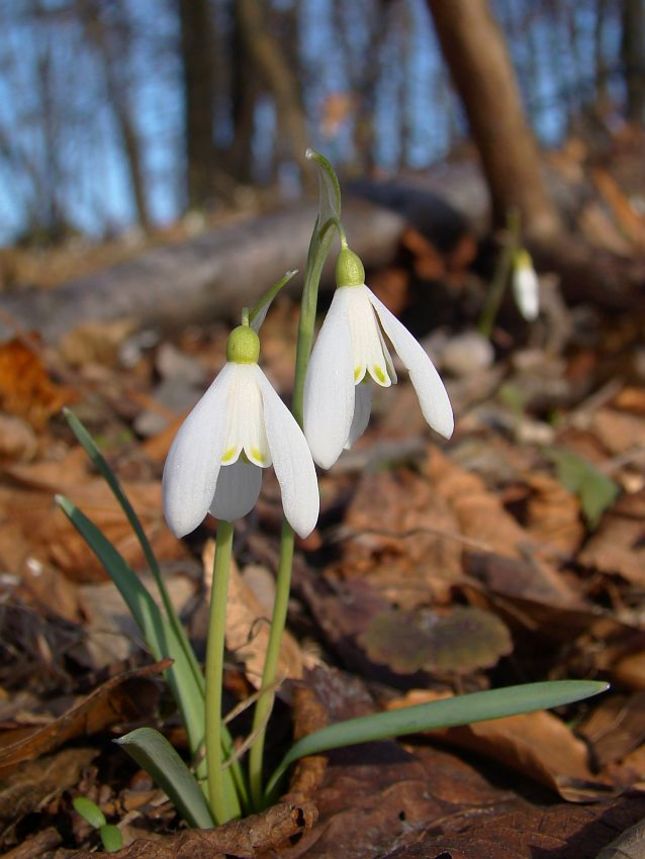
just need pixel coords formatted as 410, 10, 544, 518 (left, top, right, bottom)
248, 520, 295, 808
478, 208, 521, 339
248, 211, 340, 809
205, 520, 241, 824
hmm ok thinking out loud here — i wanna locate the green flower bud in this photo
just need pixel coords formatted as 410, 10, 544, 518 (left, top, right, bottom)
336, 246, 365, 287
226, 325, 260, 364
514, 248, 533, 271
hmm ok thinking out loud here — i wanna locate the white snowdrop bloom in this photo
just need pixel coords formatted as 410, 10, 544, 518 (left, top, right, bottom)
163, 325, 319, 539
304, 246, 454, 469
512, 249, 539, 321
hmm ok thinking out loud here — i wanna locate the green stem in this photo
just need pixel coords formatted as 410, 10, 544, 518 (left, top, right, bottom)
248, 213, 340, 809
248, 521, 295, 808
205, 520, 241, 824
478, 209, 521, 339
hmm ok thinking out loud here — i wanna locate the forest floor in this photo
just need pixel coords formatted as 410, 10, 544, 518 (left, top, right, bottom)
0, 134, 643, 859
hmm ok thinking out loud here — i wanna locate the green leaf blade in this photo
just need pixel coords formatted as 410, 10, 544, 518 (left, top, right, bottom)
99, 824, 123, 853
116, 727, 214, 829
265, 680, 608, 800
72, 796, 106, 829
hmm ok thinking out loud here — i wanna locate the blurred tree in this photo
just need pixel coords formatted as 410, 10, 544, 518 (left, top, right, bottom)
427, 0, 562, 240
237, 0, 312, 185
77, 0, 151, 230
177, 0, 217, 209
622, 0, 645, 124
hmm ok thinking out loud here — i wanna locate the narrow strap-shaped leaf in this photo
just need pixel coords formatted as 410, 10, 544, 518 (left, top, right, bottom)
63, 408, 205, 695
265, 680, 608, 801
116, 728, 214, 829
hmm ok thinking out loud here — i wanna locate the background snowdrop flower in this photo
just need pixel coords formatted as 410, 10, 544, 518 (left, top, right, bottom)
163, 324, 319, 538
512, 249, 540, 321
304, 245, 454, 469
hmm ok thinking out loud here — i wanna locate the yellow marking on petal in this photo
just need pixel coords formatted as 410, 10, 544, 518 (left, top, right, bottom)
373, 365, 387, 384
221, 447, 237, 463
354, 366, 361, 382
250, 447, 266, 464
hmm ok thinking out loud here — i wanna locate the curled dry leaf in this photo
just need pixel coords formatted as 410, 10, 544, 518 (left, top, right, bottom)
579, 490, 645, 585
0, 661, 168, 778
53, 800, 318, 859
358, 606, 512, 675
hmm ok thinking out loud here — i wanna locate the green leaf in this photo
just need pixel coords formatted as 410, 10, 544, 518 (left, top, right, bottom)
55, 496, 205, 756
72, 796, 106, 829
116, 728, 214, 829
99, 824, 123, 853
249, 269, 298, 331
62, 409, 205, 696
547, 448, 620, 528
265, 680, 608, 801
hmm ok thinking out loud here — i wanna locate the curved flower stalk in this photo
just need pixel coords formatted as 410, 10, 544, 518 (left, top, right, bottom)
163, 325, 319, 539
512, 248, 539, 321
304, 244, 454, 469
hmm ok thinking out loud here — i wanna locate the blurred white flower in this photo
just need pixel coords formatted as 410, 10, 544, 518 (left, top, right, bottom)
304, 247, 454, 469
163, 326, 319, 538
512, 249, 539, 321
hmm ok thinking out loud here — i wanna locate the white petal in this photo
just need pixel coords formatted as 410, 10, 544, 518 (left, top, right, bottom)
304, 288, 355, 469
162, 363, 234, 537
513, 266, 539, 321
256, 367, 320, 537
345, 381, 372, 449
209, 459, 263, 522
344, 285, 393, 386
368, 290, 454, 439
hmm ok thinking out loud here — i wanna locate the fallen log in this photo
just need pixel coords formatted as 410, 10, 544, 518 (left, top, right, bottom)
0, 200, 407, 343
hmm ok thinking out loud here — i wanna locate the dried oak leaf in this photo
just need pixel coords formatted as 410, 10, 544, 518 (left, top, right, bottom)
578, 489, 645, 585
0, 337, 74, 429
0, 661, 167, 778
358, 606, 512, 675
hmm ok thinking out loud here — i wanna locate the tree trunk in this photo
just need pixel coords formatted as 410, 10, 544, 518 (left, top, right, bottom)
77, 0, 151, 230
426, 0, 562, 240
177, 0, 217, 208
236, 0, 312, 186
622, 0, 645, 124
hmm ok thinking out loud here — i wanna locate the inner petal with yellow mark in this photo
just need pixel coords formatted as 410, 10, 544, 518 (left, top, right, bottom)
220, 364, 272, 468
343, 285, 393, 388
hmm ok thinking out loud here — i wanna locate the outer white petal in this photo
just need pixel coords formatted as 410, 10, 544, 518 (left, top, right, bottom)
162, 363, 234, 537
256, 367, 320, 538
367, 290, 454, 439
209, 459, 263, 522
513, 266, 539, 321
345, 381, 372, 449
304, 288, 355, 469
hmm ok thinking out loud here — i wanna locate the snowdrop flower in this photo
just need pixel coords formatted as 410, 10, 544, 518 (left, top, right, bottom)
163, 325, 319, 538
304, 246, 454, 469
512, 249, 539, 321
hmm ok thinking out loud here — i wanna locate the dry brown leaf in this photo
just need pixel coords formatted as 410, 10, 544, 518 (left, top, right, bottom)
592, 408, 645, 456
0, 338, 75, 429
0, 414, 37, 463
522, 471, 584, 556
578, 692, 645, 768
0, 661, 167, 778
337, 466, 463, 608
433, 710, 609, 802
54, 800, 318, 859
579, 490, 645, 585
59, 319, 136, 367
426, 448, 578, 605
613, 386, 645, 416
202, 541, 304, 690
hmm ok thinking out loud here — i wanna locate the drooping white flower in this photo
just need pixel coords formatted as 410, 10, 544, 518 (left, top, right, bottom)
163, 325, 319, 538
304, 246, 454, 469
512, 249, 539, 321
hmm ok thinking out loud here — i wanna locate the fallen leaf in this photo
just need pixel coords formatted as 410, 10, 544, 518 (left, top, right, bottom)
202, 540, 304, 692
546, 448, 620, 528
0, 414, 37, 462
0, 337, 74, 429
578, 692, 645, 768
578, 490, 645, 585
522, 471, 584, 556
432, 709, 610, 802
0, 661, 167, 777
592, 407, 645, 456
358, 606, 512, 675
